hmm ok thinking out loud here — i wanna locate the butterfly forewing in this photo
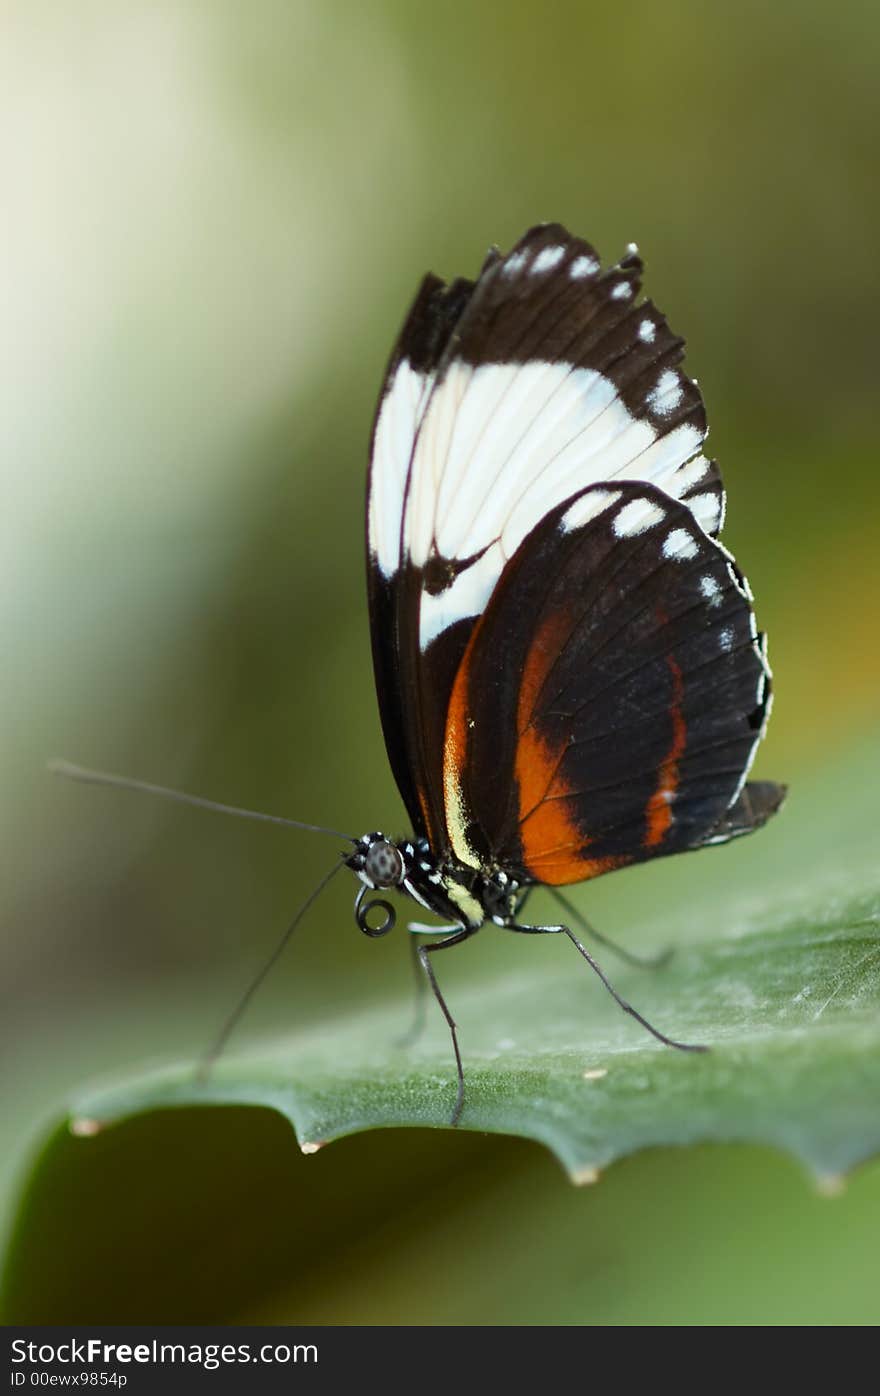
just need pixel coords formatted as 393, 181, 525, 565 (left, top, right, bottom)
367, 271, 480, 837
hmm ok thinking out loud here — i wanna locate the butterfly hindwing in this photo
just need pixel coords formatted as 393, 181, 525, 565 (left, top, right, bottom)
441, 481, 776, 884
700, 780, 787, 846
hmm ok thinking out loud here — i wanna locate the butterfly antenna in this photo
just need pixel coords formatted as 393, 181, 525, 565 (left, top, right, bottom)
197, 854, 349, 1079
48, 759, 357, 843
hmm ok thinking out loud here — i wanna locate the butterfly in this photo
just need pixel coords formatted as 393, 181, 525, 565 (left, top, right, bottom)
348, 222, 784, 1120
56, 223, 785, 1126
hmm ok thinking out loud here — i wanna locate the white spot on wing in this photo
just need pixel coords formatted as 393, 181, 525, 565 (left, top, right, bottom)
612, 497, 665, 537
699, 574, 723, 606
532, 246, 565, 274
675, 454, 710, 492
638, 318, 656, 343
504, 249, 529, 276
633, 428, 703, 489
570, 254, 599, 279
688, 488, 722, 535
611, 281, 633, 300
647, 368, 684, 416
561, 488, 621, 533
662, 528, 698, 561
719, 626, 735, 652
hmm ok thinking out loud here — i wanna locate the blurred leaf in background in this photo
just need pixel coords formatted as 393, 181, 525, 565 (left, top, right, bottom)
2, 0, 878, 1323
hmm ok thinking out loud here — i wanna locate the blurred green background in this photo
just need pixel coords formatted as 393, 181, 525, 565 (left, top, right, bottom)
3, 0, 879, 1323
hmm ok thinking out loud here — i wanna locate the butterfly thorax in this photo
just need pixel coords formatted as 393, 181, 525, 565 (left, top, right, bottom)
347, 832, 521, 932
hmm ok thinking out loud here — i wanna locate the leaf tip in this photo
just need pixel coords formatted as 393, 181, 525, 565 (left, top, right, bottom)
814, 1172, 848, 1198
69, 1115, 104, 1138
571, 1164, 601, 1186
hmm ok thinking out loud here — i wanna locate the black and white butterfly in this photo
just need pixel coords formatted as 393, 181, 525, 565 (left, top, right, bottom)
350, 223, 784, 1117
57, 223, 785, 1125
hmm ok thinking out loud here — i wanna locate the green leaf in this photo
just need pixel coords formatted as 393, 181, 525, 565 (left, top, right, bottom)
2, 737, 879, 1320
21, 739, 880, 1180
51, 889, 879, 1185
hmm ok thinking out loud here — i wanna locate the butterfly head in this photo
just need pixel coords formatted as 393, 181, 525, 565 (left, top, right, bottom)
347, 832, 408, 891
346, 832, 413, 939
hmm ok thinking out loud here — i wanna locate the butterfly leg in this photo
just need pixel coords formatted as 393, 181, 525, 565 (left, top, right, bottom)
506, 920, 706, 1053
395, 924, 460, 1049
547, 888, 674, 970
414, 926, 477, 1126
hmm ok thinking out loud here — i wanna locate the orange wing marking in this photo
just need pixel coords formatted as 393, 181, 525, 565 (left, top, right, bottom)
516, 609, 621, 885
644, 652, 686, 847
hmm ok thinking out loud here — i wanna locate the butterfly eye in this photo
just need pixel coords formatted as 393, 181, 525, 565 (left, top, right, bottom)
364, 839, 404, 889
